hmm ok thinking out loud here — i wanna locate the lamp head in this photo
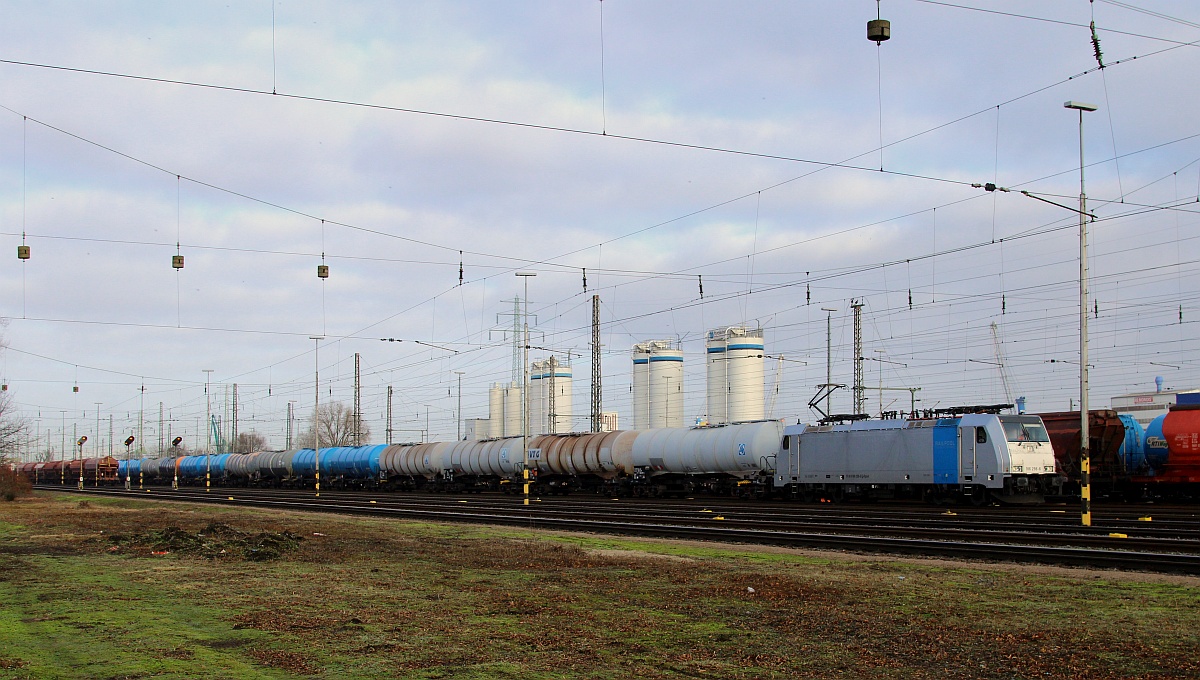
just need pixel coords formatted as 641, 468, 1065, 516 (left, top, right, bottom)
1063, 101, 1098, 112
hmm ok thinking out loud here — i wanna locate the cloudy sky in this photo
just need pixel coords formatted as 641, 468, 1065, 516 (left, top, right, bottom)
1, 1, 1197, 457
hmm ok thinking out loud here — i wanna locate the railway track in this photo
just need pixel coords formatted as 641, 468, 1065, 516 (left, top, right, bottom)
38, 485, 1200, 575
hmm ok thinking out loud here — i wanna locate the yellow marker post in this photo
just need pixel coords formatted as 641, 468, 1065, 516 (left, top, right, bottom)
1081, 457, 1092, 527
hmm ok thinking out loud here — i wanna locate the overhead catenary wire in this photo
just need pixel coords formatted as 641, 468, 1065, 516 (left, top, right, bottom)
1, 26, 1195, 293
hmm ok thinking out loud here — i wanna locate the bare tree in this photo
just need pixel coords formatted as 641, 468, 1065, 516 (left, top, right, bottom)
234, 431, 269, 453
0, 385, 27, 466
298, 402, 371, 448
0, 327, 26, 466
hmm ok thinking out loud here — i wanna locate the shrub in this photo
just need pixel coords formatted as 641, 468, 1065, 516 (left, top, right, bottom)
0, 466, 32, 501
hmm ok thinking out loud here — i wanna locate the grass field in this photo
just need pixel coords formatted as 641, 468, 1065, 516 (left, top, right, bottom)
1, 492, 1198, 679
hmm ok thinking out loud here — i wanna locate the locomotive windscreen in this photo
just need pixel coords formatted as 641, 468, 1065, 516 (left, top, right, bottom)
1000, 416, 1050, 443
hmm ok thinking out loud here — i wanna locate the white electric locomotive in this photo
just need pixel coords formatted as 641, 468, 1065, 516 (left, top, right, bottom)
776, 413, 1060, 504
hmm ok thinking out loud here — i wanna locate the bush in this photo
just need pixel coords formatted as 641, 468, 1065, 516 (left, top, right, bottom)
0, 466, 32, 501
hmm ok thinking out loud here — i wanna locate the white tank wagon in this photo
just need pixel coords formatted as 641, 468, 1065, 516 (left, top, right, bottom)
620, 420, 784, 497
446, 437, 524, 479
775, 414, 1061, 504
379, 441, 449, 489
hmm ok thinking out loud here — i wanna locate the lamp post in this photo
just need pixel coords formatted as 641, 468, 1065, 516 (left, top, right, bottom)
454, 371, 465, 440
310, 336, 324, 497
1065, 100, 1097, 527
203, 369, 213, 492
821, 308, 837, 416
516, 272, 536, 506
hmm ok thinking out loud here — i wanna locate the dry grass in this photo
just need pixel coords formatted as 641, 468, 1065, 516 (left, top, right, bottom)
0, 491, 1198, 679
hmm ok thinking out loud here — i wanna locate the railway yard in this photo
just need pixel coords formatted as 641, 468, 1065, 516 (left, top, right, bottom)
2, 488, 1199, 678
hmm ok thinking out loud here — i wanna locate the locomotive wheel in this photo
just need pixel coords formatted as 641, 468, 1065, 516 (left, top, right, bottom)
967, 485, 989, 507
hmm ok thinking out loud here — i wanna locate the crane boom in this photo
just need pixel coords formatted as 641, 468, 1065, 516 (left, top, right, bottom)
990, 322, 1016, 407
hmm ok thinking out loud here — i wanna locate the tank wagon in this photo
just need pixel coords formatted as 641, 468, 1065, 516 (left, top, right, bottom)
778, 414, 1060, 504
1128, 405, 1200, 497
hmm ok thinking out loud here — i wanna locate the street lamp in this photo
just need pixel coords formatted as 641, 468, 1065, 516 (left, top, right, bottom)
310, 336, 324, 497
1065, 99, 1097, 527
516, 271, 536, 506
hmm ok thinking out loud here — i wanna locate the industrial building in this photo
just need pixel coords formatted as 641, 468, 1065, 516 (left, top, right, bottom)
1111, 377, 1200, 426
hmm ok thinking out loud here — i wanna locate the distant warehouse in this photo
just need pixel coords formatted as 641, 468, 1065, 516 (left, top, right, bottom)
1111, 377, 1200, 426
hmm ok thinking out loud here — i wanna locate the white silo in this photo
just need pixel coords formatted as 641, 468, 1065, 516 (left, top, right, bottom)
503, 384, 523, 437
632, 343, 650, 429
648, 341, 684, 428
530, 359, 547, 435
535, 356, 572, 434
488, 384, 505, 438
706, 326, 765, 424
547, 358, 573, 433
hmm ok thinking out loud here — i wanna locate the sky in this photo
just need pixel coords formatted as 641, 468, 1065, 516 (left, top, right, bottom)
0, 1, 1197, 458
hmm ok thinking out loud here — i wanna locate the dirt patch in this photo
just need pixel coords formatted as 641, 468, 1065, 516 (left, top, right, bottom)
248, 648, 318, 675
108, 522, 303, 561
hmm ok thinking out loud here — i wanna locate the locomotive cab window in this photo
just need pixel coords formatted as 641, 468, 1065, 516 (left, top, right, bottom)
782, 436, 790, 450
1000, 416, 1050, 443
976, 428, 987, 444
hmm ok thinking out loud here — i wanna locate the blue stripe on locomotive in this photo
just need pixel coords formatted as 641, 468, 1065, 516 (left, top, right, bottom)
932, 419, 959, 483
